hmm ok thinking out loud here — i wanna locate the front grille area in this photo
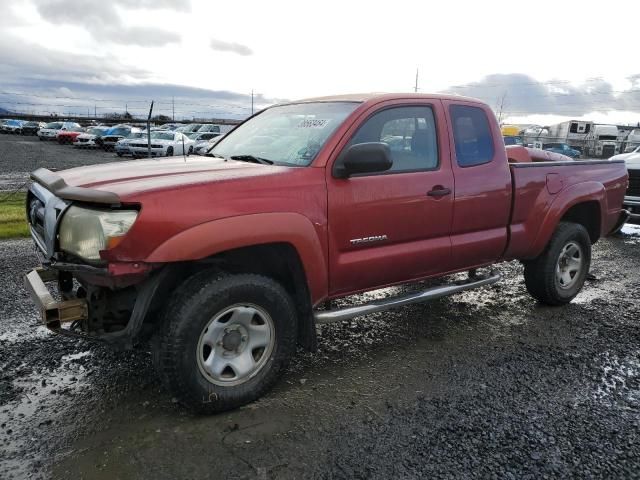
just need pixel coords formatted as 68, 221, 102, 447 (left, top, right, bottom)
627, 170, 640, 197
602, 145, 616, 157
28, 195, 46, 243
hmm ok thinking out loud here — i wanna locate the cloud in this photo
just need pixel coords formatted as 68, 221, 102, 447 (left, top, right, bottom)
109, 27, 181, 47
32, 0, 184, 46
443, 73, 640, 118
210, 39, 253, 56
0, 32, 150, 84
0, 65, 280, 120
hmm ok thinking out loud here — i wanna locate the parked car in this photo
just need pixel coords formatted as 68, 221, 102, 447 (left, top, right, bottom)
56, 126, 85, 144
37, 122, 81, 141
622, 154, 640, 224
23, 93, 627, 414
20, 121, 46, 136
115, 132, 147, 157
128, 131, 194, 157
610, 145, 640, 161
73, 126, 110, 148
197, 124, 222, 133
1, 119, 25, 134
187, 132, 221, 153
503, 135, 523, 146
197, 134, 226, 155
543, 143, 581, 158
176, 124, 203, 134
98, 125, 141, 151
157, 123, 183, 131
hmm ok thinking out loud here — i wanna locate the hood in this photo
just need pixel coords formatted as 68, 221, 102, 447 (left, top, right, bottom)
55, 156, 290, 199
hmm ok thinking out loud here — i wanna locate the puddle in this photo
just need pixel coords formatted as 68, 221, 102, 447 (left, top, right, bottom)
0, 351, 92, 479
593, 352, 640, 404
0, 325, 49, 343
621, 224, 640, 236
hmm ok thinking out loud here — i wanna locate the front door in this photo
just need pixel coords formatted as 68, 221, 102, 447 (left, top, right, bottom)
326, 101, 455, 297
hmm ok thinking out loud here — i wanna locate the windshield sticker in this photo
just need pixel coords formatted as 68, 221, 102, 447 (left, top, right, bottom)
297, 119, 329, 128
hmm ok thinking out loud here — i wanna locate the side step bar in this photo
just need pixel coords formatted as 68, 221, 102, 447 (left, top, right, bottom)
314, 272, 501, 324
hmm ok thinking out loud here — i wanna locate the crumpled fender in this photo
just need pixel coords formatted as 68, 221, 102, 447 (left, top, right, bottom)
529, 181, 606, 257
146, 212, 328, 302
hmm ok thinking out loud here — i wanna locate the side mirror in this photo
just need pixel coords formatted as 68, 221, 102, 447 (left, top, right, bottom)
333, 142, 393, 178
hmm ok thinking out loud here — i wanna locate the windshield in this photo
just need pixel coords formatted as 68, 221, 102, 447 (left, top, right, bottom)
211, 102, 360, 166
45, 122, 63, 129
151, 132, 176, 140
127, 132, 146, 138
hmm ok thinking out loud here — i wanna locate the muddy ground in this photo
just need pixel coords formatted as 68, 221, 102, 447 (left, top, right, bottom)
1, 133, 640, 478
1, 227, 639, 479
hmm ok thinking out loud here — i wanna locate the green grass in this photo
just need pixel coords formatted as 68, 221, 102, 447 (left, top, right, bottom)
0, 192, 29, 240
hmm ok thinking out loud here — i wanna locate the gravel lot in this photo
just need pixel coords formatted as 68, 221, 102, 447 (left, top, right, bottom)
0, 134, 117, 192
0, 133, 639, 479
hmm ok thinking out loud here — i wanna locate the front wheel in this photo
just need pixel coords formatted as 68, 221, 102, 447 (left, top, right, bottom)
153, 272, 298, 414
524, 221, 591, 305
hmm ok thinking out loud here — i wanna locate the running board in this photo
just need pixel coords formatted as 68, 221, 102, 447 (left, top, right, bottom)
313, 272, 501, 324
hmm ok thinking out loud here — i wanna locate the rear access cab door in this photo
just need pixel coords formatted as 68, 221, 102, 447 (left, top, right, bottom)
326, 98, 455, 297
441, 100, 512, 270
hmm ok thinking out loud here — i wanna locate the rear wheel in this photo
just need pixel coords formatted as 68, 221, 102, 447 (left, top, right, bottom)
153, 272, 298, 414
524, 222, 591, 305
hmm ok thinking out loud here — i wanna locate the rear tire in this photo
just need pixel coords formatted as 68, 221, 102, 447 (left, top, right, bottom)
524, 222, 591, 305
153, 271, 298, 414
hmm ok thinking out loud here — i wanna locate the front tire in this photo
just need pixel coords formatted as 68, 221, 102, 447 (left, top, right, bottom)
166, 146, 174, 156
154, 272, 298, 414
524, 222, 591, 305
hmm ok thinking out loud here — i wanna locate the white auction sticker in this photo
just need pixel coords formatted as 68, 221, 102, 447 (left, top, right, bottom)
297, 119, 329, 128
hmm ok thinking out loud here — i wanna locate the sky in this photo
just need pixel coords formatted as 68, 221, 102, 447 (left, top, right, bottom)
1, 0, 640, 126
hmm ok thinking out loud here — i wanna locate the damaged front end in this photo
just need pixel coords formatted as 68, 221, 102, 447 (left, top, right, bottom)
24, 168, 163, 349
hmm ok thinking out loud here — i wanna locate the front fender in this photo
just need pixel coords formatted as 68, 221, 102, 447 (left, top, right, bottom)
529, 181, 606, 257
146, 212, 328, 303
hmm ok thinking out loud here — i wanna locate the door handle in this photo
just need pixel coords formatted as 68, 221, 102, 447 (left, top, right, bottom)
427, 187, 451, 197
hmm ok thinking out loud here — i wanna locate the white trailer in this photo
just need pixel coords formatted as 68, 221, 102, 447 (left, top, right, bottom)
545, 120, 594, 153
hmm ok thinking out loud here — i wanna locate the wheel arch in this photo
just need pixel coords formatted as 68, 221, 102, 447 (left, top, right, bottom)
529, 181, 606, 257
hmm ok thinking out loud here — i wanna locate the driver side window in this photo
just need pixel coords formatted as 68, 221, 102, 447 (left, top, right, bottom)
348, 106, 439, 173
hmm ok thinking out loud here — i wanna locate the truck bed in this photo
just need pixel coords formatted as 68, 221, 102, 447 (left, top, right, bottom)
505, 159, 628, 260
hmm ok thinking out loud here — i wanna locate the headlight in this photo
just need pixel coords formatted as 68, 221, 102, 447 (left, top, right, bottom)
59, 206, 138, 261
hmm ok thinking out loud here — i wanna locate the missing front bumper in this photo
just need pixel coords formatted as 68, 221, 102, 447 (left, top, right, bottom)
23, 268, 88, 329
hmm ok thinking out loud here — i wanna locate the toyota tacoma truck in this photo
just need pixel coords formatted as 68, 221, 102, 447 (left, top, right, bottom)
23, 93, 628, 413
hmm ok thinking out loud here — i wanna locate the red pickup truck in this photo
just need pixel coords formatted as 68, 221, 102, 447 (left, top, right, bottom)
24, 93, 628, 413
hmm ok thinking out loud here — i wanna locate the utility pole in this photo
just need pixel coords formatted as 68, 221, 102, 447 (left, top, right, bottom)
172, 96, 175, 121
414, 68, 419, 93
251, 89, 254, 115
94, 105, 96, 118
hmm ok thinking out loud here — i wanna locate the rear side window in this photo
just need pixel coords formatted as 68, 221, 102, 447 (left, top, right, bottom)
348, 106, 438, 173
450, 105, 494, 167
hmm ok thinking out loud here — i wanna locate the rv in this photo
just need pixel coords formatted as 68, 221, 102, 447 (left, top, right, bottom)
585, 124, 619, 158
545, 120, 594, 153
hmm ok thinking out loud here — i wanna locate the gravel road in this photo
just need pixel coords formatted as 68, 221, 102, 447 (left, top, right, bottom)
1, 225, 639, 479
